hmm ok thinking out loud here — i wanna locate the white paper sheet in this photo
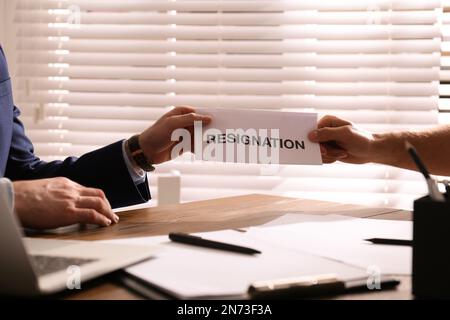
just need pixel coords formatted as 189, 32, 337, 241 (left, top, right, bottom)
105, 230, 365, 298
258, 213, 353, 228
195, 108, 322, 165
248, 214, 412, 275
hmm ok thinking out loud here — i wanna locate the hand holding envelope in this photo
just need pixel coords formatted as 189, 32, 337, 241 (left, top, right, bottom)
194, 108, 322, 165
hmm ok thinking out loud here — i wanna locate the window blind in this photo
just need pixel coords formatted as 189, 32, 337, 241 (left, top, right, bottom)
6, 0, 442, 209
441, 0, 450, 119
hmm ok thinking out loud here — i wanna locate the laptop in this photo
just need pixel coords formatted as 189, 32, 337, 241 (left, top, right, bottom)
0, 194, 156, 296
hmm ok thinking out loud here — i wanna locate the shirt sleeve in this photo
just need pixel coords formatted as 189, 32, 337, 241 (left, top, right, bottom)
121, 140, 147, 185
0, 178, 14, 214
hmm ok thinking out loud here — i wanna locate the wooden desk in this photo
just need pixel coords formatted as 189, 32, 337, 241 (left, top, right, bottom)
38, 194, 412, 300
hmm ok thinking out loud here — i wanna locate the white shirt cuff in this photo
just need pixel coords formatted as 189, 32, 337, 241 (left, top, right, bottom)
122, 140, 147, 185
0, 177, 14, 213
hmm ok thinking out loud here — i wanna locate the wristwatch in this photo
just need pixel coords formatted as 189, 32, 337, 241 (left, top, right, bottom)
126, 134, 155, 172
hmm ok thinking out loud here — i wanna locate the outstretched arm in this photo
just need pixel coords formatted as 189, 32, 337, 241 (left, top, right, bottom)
6, 105, 211, 208
308, 115, 450, 176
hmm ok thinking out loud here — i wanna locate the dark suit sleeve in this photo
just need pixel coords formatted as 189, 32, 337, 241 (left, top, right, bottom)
4, 106, 151, 208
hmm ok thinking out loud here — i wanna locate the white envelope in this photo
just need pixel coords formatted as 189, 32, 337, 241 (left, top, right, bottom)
195, 108, 322, 165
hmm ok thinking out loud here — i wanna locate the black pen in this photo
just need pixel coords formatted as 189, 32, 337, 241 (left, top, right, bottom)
248, 275, 400, 299
168, 233, 261, 255
405, 141, 445, 201
365, 238, 412, 246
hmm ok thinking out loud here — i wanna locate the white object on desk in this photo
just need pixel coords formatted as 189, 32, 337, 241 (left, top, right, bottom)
157, 170, 181, 206
257, 212, 350, 228
249, 214, 412, 275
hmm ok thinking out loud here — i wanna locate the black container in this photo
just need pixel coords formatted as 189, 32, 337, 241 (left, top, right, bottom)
413, 196, 450, 299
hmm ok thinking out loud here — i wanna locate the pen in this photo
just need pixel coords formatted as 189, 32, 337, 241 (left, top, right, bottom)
405, 141, 445, 201
168, 233, 261, 255
248, 274, 400, 299
365, 238, 412, 246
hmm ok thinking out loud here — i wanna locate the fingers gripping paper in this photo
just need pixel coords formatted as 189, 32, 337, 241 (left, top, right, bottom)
195, 108, 322, 165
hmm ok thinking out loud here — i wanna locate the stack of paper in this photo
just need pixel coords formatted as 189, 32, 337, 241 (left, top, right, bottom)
119, 230, 366, 298
102, 214, 412, 298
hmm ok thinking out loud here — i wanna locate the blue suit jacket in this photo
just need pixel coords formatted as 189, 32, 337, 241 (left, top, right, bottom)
0, 46, 150, 208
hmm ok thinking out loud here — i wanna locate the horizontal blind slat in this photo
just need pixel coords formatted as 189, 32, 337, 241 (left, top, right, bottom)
14, 10, 439, 25
16, 38, 441, 54
17, 91, 438, 110
18, 65, 440, 82
17, 52, 441, 68
15, 0, 441, 12
17, 78, 439, 96
17, 24, 441, 40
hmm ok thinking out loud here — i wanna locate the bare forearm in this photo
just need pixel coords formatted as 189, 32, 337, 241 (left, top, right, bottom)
370, 125, 450, 175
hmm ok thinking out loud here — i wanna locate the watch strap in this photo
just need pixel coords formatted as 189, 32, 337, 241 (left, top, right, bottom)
127, 135, 155, 172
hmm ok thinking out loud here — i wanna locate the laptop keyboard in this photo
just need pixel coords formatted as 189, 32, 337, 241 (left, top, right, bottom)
30, 255, 98, 277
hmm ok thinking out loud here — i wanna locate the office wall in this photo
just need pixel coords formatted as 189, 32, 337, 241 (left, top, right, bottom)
0, 0, 5, 44
0, 0, 15, 75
